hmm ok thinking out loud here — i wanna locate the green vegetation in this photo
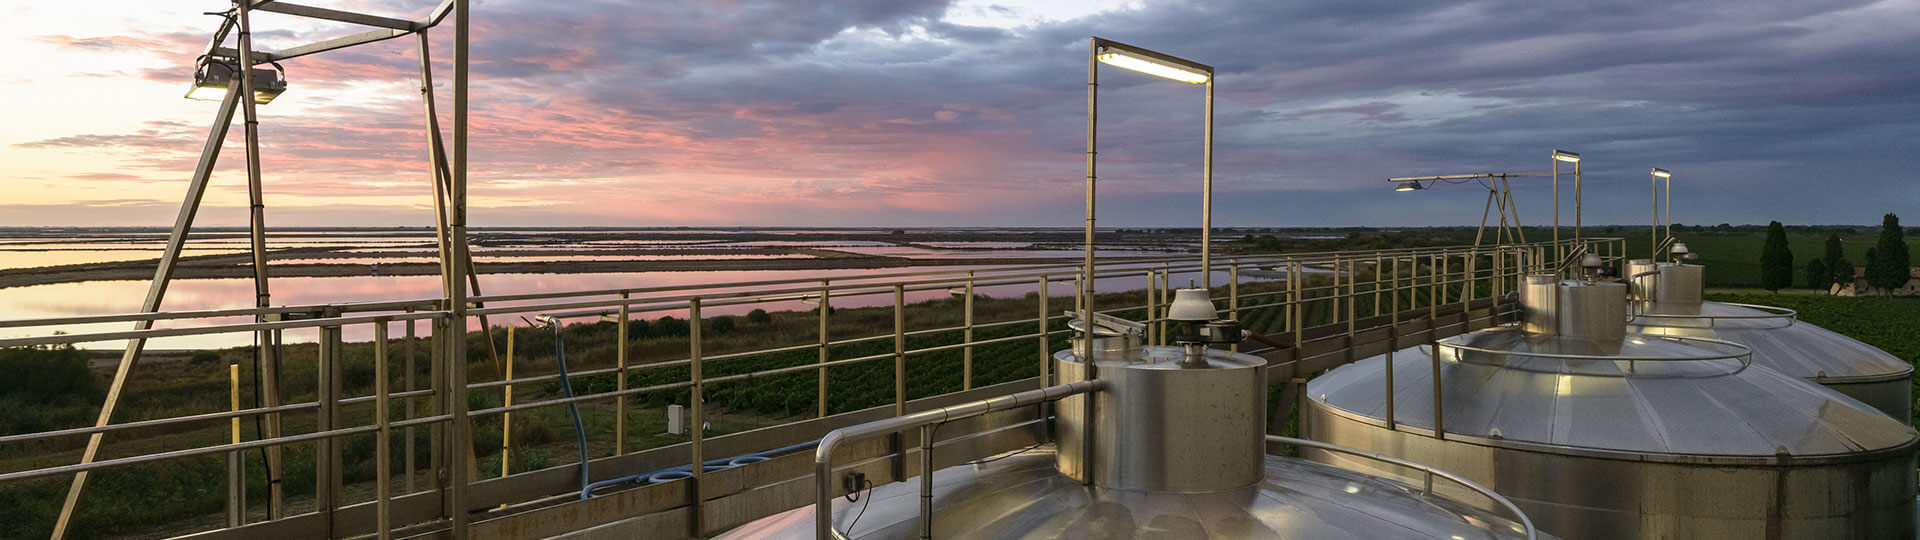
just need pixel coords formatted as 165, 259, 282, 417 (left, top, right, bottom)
1609, 224, 1920, 288
1868, 214, 1911, 294
1759, 221, 1793, 292
1804, 259, 1828, 290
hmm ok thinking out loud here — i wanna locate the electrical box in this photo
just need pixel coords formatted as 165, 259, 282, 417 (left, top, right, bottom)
666, 404, 685, 435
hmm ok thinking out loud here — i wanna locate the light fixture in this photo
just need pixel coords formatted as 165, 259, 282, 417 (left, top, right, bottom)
1651, 168, 1671, 178
1394, 181, 1425, 192
1552, 149, 1580, 163
186, 56, 286, 104
1096, 46, 1210, 84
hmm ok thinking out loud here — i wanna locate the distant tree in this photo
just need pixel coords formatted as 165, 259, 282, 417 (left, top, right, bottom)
1758, 221, 1794, 293
1823, 234, 1844, 276
1830, 257, 1854, 294
1869, 213, 1911, 295
1804, 259, 1828, 290
1865, 248, 1881, 295
710, 316, 735, 334
746, 309, 772, 325
626, 318, 651, 340
653, 316, 689, 337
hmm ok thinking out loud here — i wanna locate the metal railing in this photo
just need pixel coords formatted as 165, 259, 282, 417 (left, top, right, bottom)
0, 236, 1619, 539
811, 380, 1103, 540
1267, 435, 1538, 540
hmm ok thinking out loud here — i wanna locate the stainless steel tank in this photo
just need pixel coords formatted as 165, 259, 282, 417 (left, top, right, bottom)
721, 338, 1546, 539
1625, 259, 1914, 419
1306, 276, 1920, 540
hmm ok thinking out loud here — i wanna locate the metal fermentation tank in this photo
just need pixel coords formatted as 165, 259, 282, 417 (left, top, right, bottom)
722, 319, 1546, 539
1625, 259, 1913, 418
1306, 275, 1919, 540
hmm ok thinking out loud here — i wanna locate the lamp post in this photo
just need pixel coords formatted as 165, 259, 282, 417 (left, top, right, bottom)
1083, 36, 1214, 330
1651, 168, 1671, 260
1388, 172, 1551, 247
1082, 36, 1212, 488
1551, 149, 1581, 264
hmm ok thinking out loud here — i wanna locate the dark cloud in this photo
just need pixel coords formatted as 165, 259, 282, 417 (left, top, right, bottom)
13, 0, 1919, 228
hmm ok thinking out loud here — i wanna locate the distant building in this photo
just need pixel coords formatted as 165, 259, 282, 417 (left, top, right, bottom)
1833, 266, 1920, 296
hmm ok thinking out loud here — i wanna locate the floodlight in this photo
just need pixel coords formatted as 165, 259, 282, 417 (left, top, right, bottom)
1651, 168, 1671, 178
1096, 46, 1210, 84
1553, 150, 1580, 163
186, 57, 286, 104
1395, 181, 1424, 192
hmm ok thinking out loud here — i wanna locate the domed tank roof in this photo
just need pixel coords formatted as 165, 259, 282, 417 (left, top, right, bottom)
1311, 326, 1917, 461
718, 447, 1544, 539
1628, 301, 1912, 384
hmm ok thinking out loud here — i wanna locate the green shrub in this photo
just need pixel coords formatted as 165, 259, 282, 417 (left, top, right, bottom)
711, 316, 736, 334
0, 345, 95, 403
747, 309, 772, 324
189, 351, 221, 365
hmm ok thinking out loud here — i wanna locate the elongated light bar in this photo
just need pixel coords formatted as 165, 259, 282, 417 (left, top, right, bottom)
1651, 168, 1671, 178
1097, 47, 1210, 84
1553, 149, 1580, 163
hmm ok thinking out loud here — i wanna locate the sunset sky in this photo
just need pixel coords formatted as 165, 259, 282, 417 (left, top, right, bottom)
2, 0, 1916, 228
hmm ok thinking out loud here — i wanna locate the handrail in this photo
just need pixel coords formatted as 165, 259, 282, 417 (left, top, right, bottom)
813, 380, 1104, 540
1265, 435, 1537, 540
1629, 302, 1798, 328
1432, 334, 1754, 367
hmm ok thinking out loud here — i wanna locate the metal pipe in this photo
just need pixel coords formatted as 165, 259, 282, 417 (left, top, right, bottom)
1201, 77, 1213, 290
689, 298, 706, 535
962, 272, 975, 390
232, 0, 287, 520
615, 293, 628, 455
375, 321, 393, 540
447, 0, 472, 532
918, 426, 934, 539
818, 280, 831, 418
1081, 37, 1099, 487
813, 380, 1104, 540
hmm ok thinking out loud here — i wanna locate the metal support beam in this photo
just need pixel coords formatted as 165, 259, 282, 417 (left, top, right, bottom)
255, 2, 419, 31
49, 73, 244, 540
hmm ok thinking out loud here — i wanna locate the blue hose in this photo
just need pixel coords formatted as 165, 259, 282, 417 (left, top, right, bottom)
579, 439, 820, 499
540, 317, 820, 500
546, 320, 592, 498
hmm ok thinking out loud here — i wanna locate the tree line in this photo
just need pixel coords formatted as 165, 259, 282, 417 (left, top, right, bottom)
1760, 213, 1911, 295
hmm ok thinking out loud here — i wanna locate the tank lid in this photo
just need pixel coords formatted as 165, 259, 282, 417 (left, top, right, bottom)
1630, 301, 1913, 381
1312, 327, 1918, 461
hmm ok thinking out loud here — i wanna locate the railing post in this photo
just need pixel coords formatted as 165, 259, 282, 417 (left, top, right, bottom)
1345, 257, 1356, 364
501, 326, 514, 479
317, 322, 341, 537
1429, 254, 1440, 321
1373, 254, 1383, 317
1145, 270, 1158, 346
919, 425, 935, 539
1289, 259, 1302, 350
1386, 255, 1399, 429
818, 280, 830, 418
689, 298, 705, 536
1038, 275, 1051, 388
615, 292, 629, 455
963, 272, 975, 390
1431, 336, 1446, 438
1228, 260, 1239, 353
892, 285, 908, 482
226, 363, 243, 527
375, 319, 393, 540
404, 316, 417, 495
